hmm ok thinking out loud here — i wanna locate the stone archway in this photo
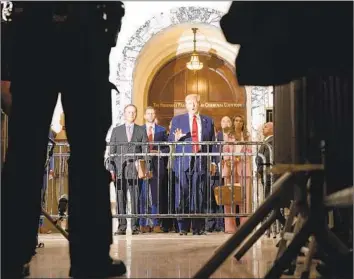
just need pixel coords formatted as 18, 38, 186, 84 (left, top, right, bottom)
131, 22, 241, 125
112, 7, 225, 125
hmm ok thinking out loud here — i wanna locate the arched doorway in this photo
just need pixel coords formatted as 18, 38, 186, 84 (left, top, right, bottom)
148, 52, 246, 131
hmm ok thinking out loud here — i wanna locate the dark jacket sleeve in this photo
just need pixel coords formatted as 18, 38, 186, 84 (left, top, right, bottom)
108, 127, 117, 172
168, 117, 178, 142
256, 139, 273, 174
160, 128, 170, 153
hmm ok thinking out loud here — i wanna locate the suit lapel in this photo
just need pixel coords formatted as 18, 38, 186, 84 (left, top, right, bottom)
121, 125, 129, 142
142, 124, 147, 138
154, 125, 159, 141
184, 114, 190, 136
200, 115, 206, 140
267, 135, 273, 145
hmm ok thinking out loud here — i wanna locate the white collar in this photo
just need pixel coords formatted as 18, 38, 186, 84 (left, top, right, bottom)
189, 113, 200, 119
146, 123, 155, 129
125, 122, 134, 127
264, 135, 273, 142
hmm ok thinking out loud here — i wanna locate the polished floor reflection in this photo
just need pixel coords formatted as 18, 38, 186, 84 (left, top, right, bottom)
28, 233, 319, 278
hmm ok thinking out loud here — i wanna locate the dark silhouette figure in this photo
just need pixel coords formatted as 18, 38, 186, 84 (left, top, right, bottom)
220, 2, 352, 278
1, 2, 126, 278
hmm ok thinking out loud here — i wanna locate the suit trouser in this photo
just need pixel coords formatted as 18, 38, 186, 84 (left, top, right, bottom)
139, 162, 165, 227
262, 175, 272, 199
161, 169, 177, 231
206, 176, 225, 231
116, 178, 139, 231
139, 178, 162, 227
1, 25, 113, 270
140, 158, 167, 227
176, 170, 206, 232
139, 180, 151, 227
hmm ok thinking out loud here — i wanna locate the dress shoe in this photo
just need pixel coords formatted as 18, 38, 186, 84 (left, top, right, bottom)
132, 229, 140, 235
114, 230, 126, 235
140, 226, 150, 233
179, 230, 188, 236
153, 226, 164, 233
69, 259, 126, 278
193, 230, 207, 235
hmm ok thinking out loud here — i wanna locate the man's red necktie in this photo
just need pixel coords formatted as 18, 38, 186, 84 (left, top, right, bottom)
192, 115, 199, 152
148, 126, 153, 151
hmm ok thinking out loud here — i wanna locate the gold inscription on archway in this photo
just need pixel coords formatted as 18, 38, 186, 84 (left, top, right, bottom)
153, 102, 245, 108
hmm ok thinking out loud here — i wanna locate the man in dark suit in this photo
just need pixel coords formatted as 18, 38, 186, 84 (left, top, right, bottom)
109, 104, 148, 235
256, 122, 274, 198
163, 121, 179, 232
1, 3, 126, 278
140, 106, 169, 233
168, 94, 215, 235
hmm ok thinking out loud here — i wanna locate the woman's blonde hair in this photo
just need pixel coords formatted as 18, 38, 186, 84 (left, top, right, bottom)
222, 126, 235, 137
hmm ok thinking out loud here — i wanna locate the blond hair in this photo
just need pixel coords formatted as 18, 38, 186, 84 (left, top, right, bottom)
185, 94, 200, 102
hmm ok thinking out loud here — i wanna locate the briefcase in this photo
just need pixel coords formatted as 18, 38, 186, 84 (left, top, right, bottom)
137, 159, 153, 180
214, 183, 242, 206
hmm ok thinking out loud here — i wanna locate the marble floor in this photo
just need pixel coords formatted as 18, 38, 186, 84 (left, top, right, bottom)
29, 233, 319, 278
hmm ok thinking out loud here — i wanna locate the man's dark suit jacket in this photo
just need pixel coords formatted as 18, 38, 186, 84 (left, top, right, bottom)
168, 113, 215, 174
142, 124, 169, 175
109, 124, 148, 180
256, 135, 273, 182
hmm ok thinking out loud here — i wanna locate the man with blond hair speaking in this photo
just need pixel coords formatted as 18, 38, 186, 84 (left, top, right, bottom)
168, 94, 215, 235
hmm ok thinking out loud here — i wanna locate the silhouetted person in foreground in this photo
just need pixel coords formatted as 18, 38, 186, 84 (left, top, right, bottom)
1, 3, 126, 278
221, 2, 352, 278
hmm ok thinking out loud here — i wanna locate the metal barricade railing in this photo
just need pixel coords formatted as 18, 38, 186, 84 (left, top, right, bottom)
41, 141, 274, 232
106, 141, 273, 220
